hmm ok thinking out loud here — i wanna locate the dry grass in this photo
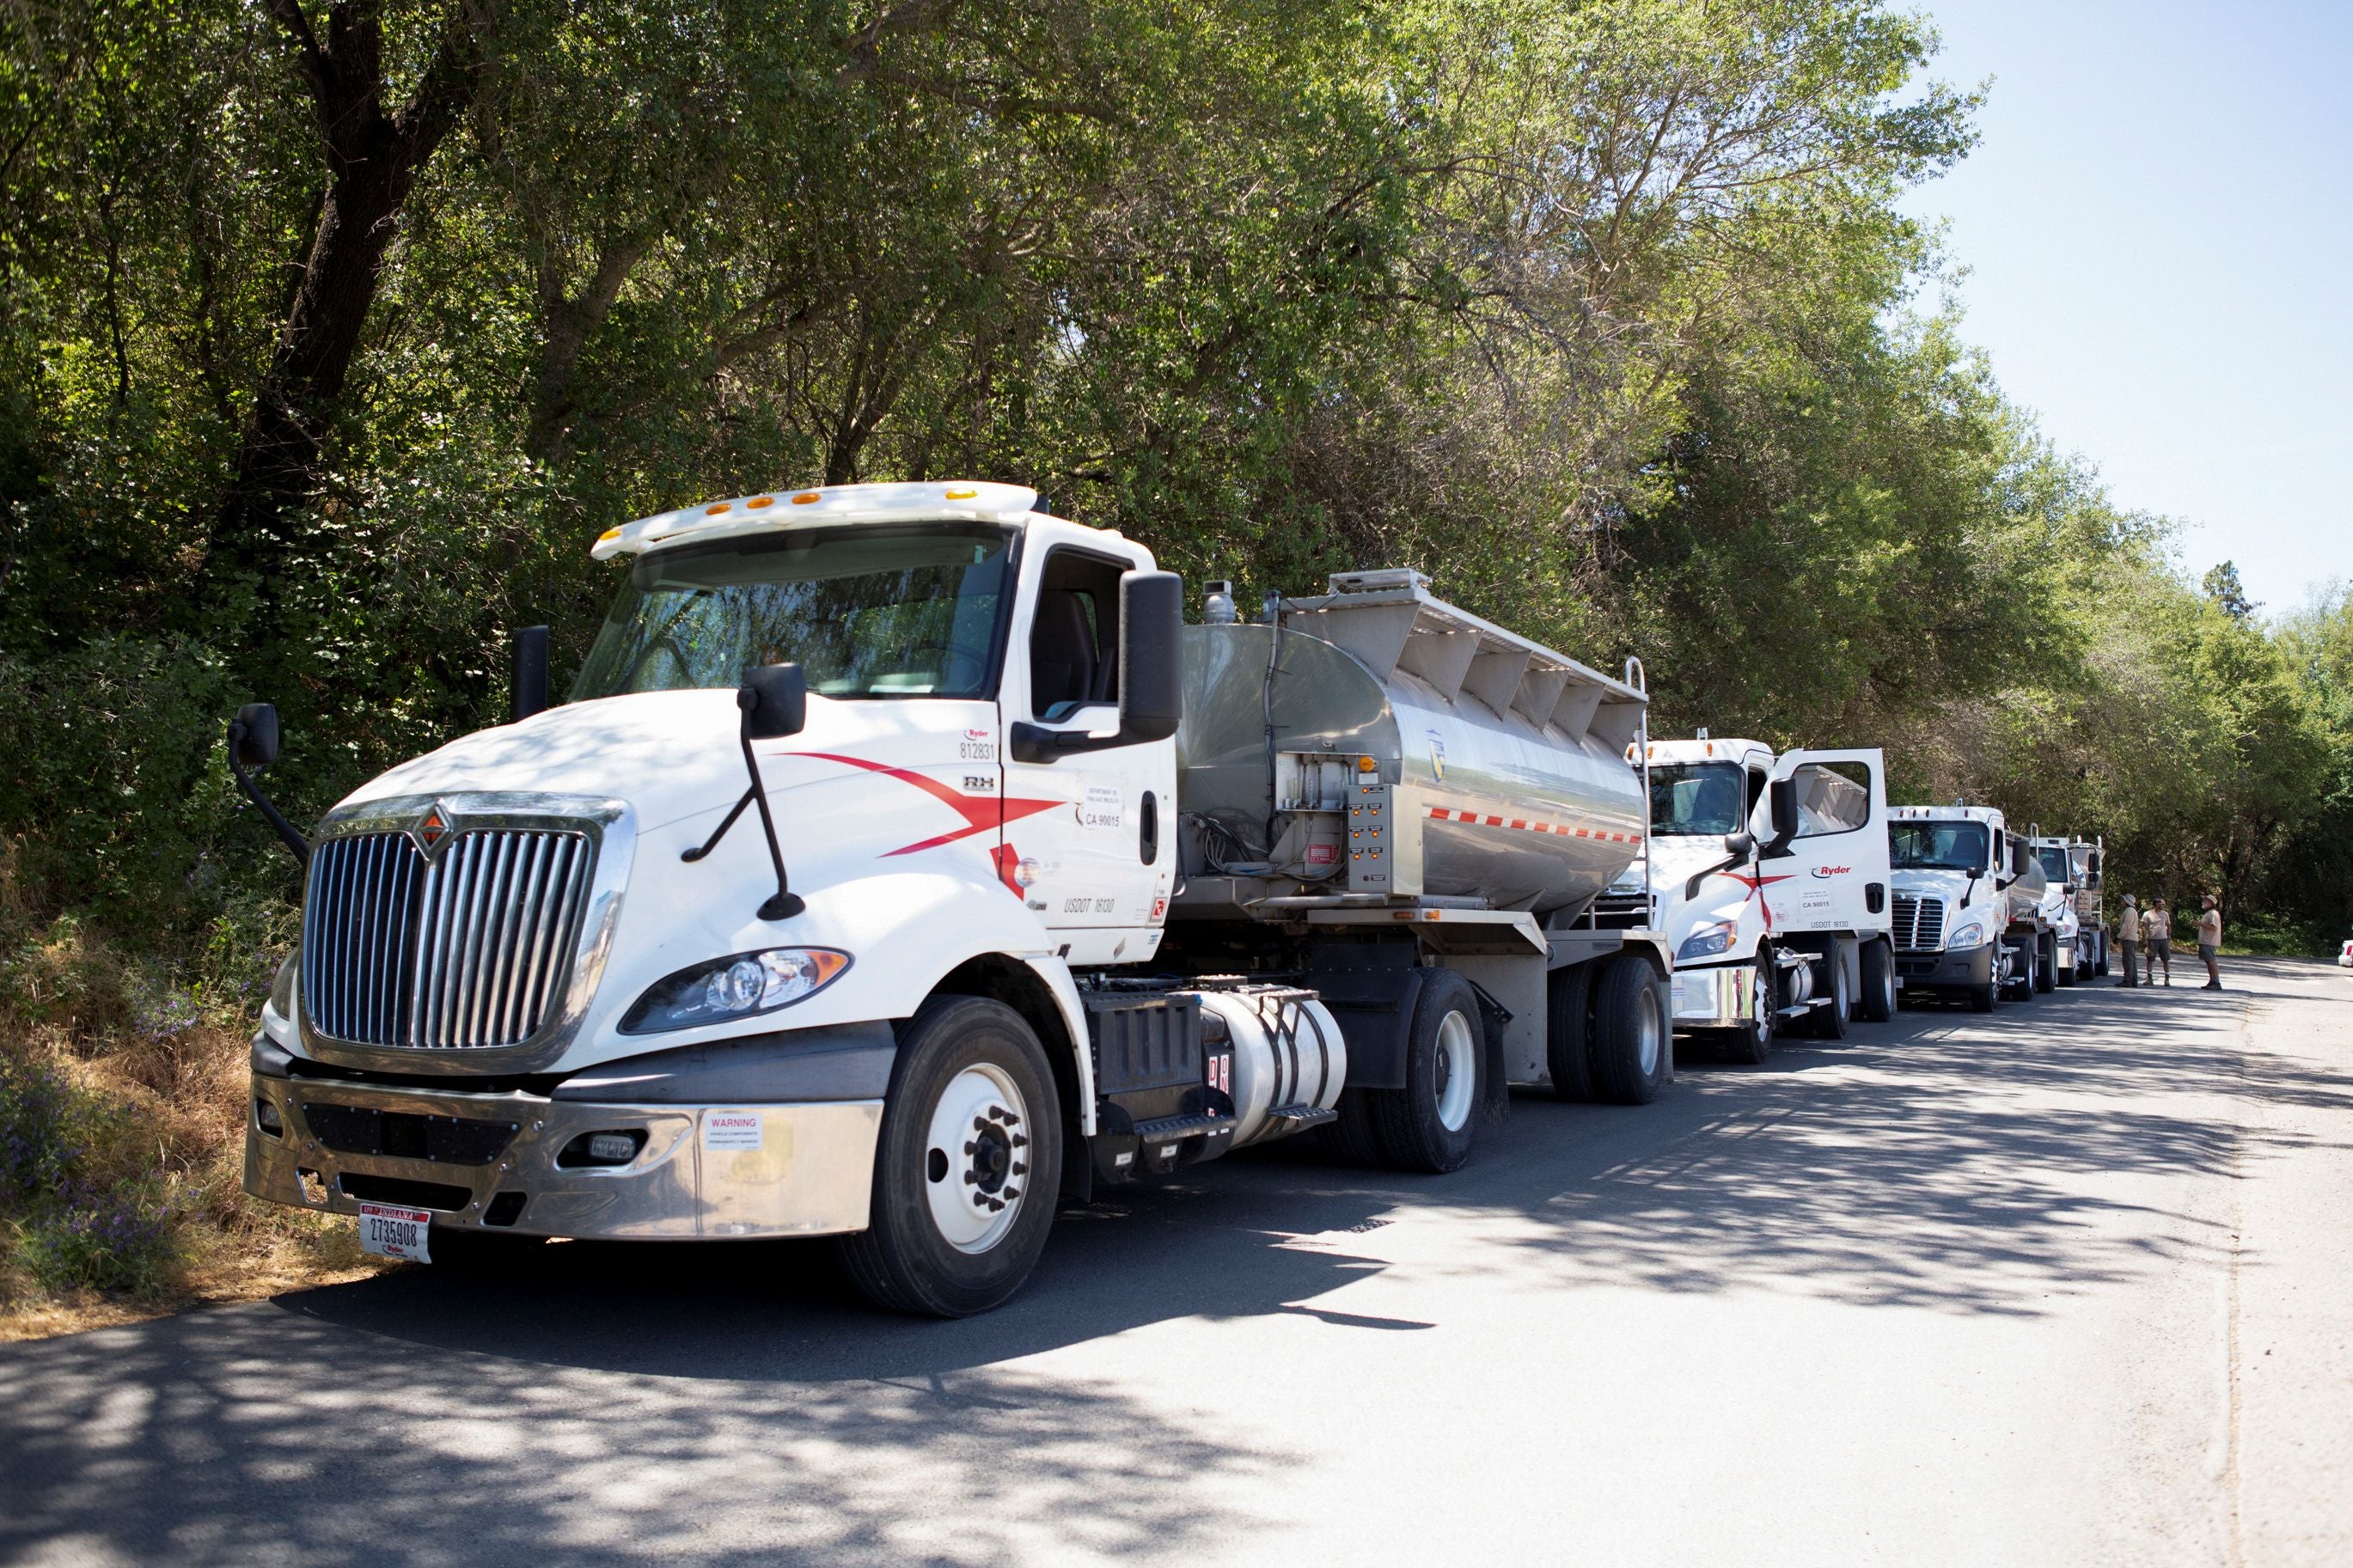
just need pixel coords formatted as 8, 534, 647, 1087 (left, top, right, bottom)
0, 848, 391, 1342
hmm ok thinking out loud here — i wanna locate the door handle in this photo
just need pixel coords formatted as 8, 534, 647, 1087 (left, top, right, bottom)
1140, 790, 1158, 865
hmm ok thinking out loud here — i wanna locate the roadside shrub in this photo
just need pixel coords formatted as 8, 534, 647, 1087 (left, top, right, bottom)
15, 1180, 183, 1296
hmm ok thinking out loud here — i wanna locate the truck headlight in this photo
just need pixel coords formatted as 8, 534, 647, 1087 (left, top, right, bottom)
1677, 920, 1738, 961
621, 948, 852, 1034
1944, 920, 1986, 950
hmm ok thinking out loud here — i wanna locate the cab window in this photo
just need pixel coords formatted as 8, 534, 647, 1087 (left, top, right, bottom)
1030, 550, 1124, 720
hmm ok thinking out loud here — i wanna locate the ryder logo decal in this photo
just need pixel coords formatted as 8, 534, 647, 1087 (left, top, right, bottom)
1811, 865, 1852, 879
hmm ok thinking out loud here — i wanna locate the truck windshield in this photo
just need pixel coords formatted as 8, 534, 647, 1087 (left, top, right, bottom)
571, 523, 1015, 702
1891, 822, 1989, 871
2037, 847, 2069, 883
1648, 762, 1745, 836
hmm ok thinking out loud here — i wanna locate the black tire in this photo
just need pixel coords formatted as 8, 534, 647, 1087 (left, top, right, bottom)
1858, 938, 1896, 1022
837, 996, 1061, 1317
2035, 935, 2056, 993
1805, 950, 1850, 1040
2093, 936, 2109, 977
1546, 963, 1595, 1101
1369, 968, 1482, 1174
1319, 1086, 1386, 1168
1590, 955, 1668, 1103
1721, 955, 1775, 1065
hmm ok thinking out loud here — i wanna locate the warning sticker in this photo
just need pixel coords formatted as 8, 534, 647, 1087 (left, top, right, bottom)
704, 1112, 763, 1151
1081, 785, 1123, 831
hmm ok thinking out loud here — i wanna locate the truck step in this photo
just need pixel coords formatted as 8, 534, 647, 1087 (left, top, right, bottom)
1263, 1104, 1339, 1131
1129, 1111, 1238, 1142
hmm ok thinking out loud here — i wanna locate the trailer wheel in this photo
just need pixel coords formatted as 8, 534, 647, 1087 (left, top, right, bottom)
1370, 968, 1482, 1174
1722, 958, 1775, 1065
2005, 937, 2037, 1001
837, 996, 1060, 1317
1805, 951, 1850, 1040
2035, 935, 2057, 993
1546, 963, 1595, 1102
1858, 939, 1896, 1022
1590, 955, 1668, 1103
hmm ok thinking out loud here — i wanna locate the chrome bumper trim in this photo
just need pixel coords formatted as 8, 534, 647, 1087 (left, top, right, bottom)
246, 1073, 879, 1240
1671, 962, 1759, 1028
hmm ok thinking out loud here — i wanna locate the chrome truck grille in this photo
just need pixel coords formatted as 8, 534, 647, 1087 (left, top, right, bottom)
1890, 894, 1946, 952
302, 829, 596, 1048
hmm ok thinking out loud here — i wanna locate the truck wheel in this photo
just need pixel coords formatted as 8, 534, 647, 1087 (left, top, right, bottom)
1370, 969, 1482, 1174
1319, 1088, 1386, 1168
1969, 979, 1996, 1012
837, 996, 1061, 1317
1858, 939, 1896, 1022
1804, 951, 1850, 1040
1590, 955, 1668, 1103
2035, 936, 2056, 993
1546, 963, 1595, 1101
1722, 959, 1775, 1065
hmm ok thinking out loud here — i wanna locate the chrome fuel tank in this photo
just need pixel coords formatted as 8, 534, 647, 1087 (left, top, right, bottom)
1176, 570, 1647, 916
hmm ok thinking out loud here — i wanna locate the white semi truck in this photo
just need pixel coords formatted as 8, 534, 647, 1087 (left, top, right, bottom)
1886, 804, 2051, 1010
2028, 831, 2109, 983
1604, 735, 1895, 1061
230, 482, 1676, 1315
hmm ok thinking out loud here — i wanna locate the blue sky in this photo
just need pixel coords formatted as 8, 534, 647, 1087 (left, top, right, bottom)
1898, 0, 2350, 619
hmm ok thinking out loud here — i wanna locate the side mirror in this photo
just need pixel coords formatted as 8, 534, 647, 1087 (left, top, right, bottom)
2088, 850, 2104, 883
1767, 778, 1799, 840
231, 703, 280, 770
1116, 570, 1184, 745
740, 662, 808, 741
226, 703, 308, 866
512, 625, 551, 723
1721, 831, 1756, 859
2011, 839, 2028, 876
1010, 570, 1185, 762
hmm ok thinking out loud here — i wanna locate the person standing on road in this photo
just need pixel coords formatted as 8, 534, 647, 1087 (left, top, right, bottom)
2117, 894, 2142, 986
2143, 899, 2173, 986
2197, 897, 2223, 990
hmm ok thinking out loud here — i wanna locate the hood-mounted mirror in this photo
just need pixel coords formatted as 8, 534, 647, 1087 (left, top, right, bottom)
681, 662, 809, 920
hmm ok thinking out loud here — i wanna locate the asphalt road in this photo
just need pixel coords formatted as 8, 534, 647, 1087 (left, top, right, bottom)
5, 957, 2350, 1567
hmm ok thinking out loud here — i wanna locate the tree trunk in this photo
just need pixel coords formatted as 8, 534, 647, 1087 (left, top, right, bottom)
208, 0, 486, 600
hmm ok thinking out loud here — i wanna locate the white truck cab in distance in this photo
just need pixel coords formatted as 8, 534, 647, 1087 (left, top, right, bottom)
1886, 805, 2050, 1011
1629, 736, 1895, 1060
2028, 831, 2109, 982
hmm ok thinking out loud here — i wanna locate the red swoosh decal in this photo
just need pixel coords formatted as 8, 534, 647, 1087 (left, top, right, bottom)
796, 751, 1060, 857
1720, 869, 1795, 934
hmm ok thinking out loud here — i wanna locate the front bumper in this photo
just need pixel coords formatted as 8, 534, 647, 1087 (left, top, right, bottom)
1671, 962, 1760, 1029
1894, 942, 1994, 992
245, 1071, 882, 1240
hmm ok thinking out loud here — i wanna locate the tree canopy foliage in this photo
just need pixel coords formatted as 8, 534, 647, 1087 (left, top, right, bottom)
3, 0, 2348, 952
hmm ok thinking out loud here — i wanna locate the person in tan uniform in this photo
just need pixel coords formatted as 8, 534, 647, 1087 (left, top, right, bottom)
2115, 894, 2142, 986
2142, 900, 2172, 985
2197, 897, 2223, 990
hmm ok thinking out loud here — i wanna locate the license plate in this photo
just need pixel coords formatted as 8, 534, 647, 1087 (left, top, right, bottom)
357, 1202, 432, 1263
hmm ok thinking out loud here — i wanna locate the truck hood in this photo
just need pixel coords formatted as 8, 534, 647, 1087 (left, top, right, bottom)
345, 689, 913, 835
1889, 867, 1979, 906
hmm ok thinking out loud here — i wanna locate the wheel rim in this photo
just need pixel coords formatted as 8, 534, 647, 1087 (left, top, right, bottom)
1753, 968, 1774, 1046
1832, 957, 1849, 1018
1433, 1009, 1477, 1132
1879, 953, 1896, 1013
923, 1062, 1032, 1254
1635, 985, 1663, 1076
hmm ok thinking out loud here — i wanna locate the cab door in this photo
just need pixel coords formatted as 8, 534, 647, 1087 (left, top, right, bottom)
1756, 747, 1890, 935
998, 541, 1176, 965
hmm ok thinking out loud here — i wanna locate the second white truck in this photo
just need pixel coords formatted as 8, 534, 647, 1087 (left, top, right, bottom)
1613, 735, 1896, 1060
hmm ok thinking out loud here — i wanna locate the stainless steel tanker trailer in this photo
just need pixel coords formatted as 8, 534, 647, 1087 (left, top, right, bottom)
232, 487, 1673, 1313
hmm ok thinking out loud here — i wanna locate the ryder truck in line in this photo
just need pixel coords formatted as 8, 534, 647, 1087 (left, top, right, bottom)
232, 482, 1678, 1315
